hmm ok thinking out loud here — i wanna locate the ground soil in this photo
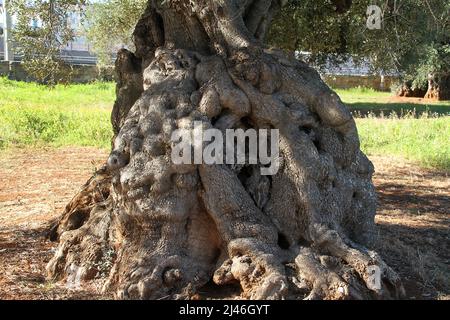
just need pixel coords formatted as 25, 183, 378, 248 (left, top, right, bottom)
0, 147, 448, 300
387, 96, 439, 104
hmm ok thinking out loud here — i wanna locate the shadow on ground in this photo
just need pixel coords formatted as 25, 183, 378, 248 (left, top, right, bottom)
0, 149, 448, 300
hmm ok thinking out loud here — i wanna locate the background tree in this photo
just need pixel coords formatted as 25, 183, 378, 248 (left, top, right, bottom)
84, 0, 147, 67
82, 0, 449, 99
267, 0, 450, 99
10, 0, 86, 85
47, 0, 404, 300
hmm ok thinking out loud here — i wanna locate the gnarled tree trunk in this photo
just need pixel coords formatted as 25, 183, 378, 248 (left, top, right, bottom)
425, 73, 450, 101
47, 0, 405, 300
396, 81, 427, 98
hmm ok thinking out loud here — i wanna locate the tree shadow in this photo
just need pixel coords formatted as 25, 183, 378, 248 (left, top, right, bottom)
375, 218, 450, 299
377, 183, 450, 216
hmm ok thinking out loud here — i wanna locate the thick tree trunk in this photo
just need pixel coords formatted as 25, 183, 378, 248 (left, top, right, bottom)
396, 81, 427, 98
47, 0, 404, 300
425, 73, 450, 101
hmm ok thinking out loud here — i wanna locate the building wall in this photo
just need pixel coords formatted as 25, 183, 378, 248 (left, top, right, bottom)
1, 60, 400, 91
0, 61, 114, 83
323, 75, 399, 91
0, 60, 8, 74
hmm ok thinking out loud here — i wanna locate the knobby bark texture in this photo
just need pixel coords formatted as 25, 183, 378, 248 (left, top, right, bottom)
47, 0, 405, 300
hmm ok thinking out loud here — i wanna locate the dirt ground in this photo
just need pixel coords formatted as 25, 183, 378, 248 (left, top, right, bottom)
0, 147, 448, 300
386, 96, 438, 104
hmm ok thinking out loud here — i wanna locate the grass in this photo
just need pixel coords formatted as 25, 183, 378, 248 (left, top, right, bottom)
0, 77, 113, 149
336, 87, 450, 117
0, 78, 449, 170
0, 77, 115, 109
356, 114, 449, 171
335, 86, 393, 103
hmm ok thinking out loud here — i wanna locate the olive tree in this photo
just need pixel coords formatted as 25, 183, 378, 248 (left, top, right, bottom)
48, 0, 404, 300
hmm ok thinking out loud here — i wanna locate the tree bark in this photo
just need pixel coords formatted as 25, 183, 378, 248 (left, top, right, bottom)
47, 0, 405, 300
425, 73, 450, 101
396, 81, 427, 98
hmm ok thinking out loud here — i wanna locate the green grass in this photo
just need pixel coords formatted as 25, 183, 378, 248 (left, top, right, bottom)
0, 77, 115, 109
336, 87, 450, 116
356, 114, 450, 171
0, 77, 114, 149
0, 79, 449, 171
335, 87, 393, 103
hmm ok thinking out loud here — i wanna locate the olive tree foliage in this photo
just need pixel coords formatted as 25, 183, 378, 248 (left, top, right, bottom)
9, 0, 86, 85
267, 0, 449, 98
83, 0, 448, 97
84, 0, 147, 67
9, 0, 447, 94
412, 1, 449, 99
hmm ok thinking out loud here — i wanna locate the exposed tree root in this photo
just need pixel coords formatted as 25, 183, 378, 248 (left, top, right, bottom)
47, 166, 111, 242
